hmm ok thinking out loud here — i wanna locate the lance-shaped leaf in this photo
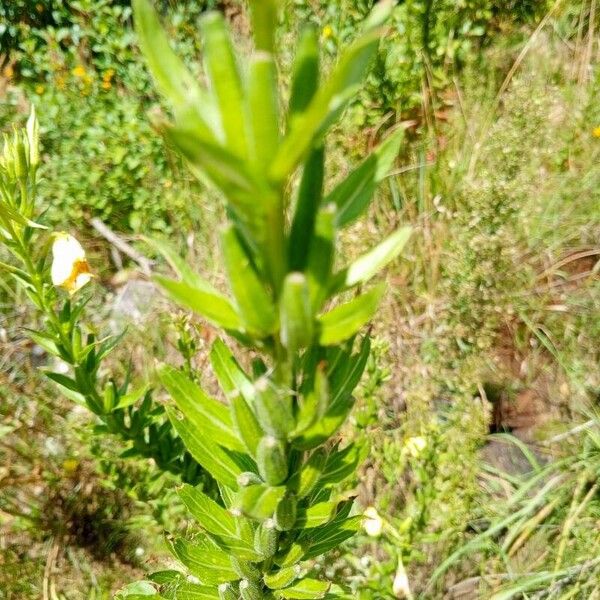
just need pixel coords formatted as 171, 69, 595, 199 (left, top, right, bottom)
170, 538, 237, 585
317, 284, 385, 346
178, 484, 260, 560
300, 515, 361, 560
209, 338, 256, 404
289, 146, 324, 271
201, 12, 248, 159
291, 393, 355, 451
306, 204, 336, 312
145, 236, 205, 289
248, 0, 278, 53
162, 125, 257, 205
221, 224, 277, 336
270, 4, 392, 183
132, 0, 219, 140
332, 226, 412, 292
167, 407, 243, 489
330, 335, 371, 405
288, 27, 320, 120
293, 364, 328, 436
155, 275, 243, 332
295, 501, 338, 529
158, 364, 243, 453
274, 578, 330, 599
248, 52, 280, 172
319, 442, 368, 488
165, 581, 219, 599
230, 393, 264, 456
325, 128, 403, 228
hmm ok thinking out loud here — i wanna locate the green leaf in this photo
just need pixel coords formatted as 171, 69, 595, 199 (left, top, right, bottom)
170, 538, 237, 585
230, 393, 264, 457
178, 485, 259, 560
162, 125, 257, 202
270, 25, 386, 182
300, 516, 361, 560
248, 0, 278, 52
167, 407, 242, 489
293, 364, 329, 436
132, 0, 218, 140
274, 579, 330, 599
330, 336, 371, 406
288, 27, 320, 120
248, 53, 280, 172
221, 225, 277, 336
234, 483, 286, 520
291, 394, 355, 451
115, 581, 159, 599
145, 236, 208, 290
296, 502, 337, 529
325, 128, 403, 228
306, 204, 336, 312
200, 12, 248, 159
209, 338, 256, 404
155, 275, 243, 331
319, 442, 367, 488
167, 582, 220, 599
318, 285, 385, 346
158, 365, 243, 453
334, 226, 412, 291
289, 146, 324, 271
113, 384, 150, 411
44, 372, 87, 404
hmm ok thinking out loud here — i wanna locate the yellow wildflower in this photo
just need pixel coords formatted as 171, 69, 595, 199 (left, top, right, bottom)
322, 24, 334, 39
51, 233, 93, 295
363, 506, 383, 537
593, 126, 600, 138
101, 80, 112, 90
63, 458, 79, 473
3, 65, 14, 79
403, 436, 427, 458
103, 68, 115, 81
35, 84, 45, 95
72, 65, 86, 78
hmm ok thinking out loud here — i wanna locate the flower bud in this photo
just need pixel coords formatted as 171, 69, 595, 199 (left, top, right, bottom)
363, 506, 383, 537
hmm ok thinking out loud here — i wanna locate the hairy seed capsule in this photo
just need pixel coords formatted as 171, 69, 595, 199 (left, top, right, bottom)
257, 436, 288, 485
275, 493, 297, 531
254, 518, 278, 558
239, 578, 262, 600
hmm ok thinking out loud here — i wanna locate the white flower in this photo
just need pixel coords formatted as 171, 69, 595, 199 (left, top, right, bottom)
51, 233, 93, 294
363, 506, 383, 537
392, 558, 412, 598
404, 436, 427, 458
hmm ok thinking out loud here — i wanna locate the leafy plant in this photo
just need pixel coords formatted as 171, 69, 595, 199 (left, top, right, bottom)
112, 0, 412, 596
0, 109, 206, 486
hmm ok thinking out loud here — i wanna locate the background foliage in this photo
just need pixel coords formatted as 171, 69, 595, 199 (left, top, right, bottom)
2, 0, 600, 598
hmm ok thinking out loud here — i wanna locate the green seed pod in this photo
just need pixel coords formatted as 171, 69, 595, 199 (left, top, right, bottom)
254, 518, 278, 558
239, 578, 262, 600
257, 436, 288, 485
13, 130, 28, 181
237, 471, 263, 487
254, 377, 295, 438
218, 582, 238, 600
297, 447, 327, 499
280, 272, 313, 353
274, 493, 297, 531
264, 564, 301, 590
231, 556, 261, 582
